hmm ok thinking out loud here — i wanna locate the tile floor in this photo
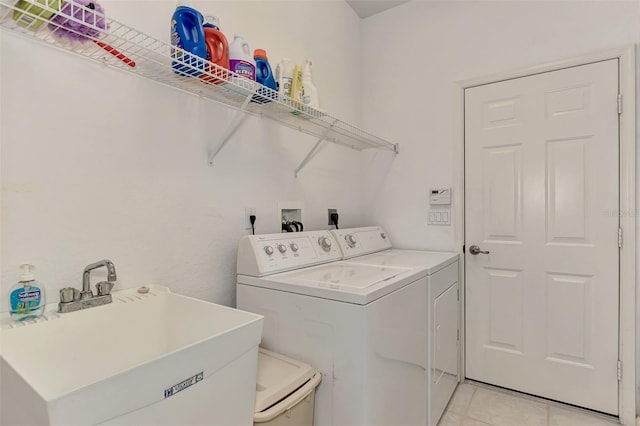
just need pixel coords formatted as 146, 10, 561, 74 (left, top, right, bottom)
439, 381, 620, 426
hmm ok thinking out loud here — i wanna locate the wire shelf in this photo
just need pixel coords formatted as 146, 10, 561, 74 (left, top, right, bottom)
0, 0, 398, 171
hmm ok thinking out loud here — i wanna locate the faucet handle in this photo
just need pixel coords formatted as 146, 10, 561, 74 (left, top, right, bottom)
96, 281, 114, 296
60, 287, 79, 303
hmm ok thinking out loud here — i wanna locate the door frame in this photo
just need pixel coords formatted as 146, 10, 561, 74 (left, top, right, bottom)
453, 45, 636, 425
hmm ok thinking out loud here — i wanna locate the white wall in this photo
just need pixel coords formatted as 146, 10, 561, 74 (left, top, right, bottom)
360, 0, 640, 416
2, 0, 639, 414
0, 0, 363, 308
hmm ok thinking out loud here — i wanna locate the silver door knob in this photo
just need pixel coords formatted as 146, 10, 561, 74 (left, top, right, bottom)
469, 245, 490, 255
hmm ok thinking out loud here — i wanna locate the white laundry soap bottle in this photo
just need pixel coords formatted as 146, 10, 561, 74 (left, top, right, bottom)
277, 57, 294, 98
228, 34, 256, 83
9, 264, 46, 320
302, 59, 319, 109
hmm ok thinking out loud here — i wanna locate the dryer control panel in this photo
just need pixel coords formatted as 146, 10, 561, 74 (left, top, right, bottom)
237, 231, 342, 277
331, 226, 392, 259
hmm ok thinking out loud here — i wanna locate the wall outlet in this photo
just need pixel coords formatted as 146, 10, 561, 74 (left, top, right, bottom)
245, 207, 256, 230
328, 208, 337, 225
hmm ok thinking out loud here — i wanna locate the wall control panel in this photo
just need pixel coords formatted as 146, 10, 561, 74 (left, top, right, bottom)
429, 188, 451, 226
430, 188, 451, 205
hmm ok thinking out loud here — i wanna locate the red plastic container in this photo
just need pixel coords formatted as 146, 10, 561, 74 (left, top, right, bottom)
200, 16, 229, 84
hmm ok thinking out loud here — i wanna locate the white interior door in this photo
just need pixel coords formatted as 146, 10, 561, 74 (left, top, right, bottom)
464, 59, 620, 415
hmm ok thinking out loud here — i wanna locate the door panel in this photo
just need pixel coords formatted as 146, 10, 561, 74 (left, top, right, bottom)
486, 268, 523, 353
546, 137, 592, 244
483, 145, 522, 242
465, 59, 619, 414
545, 272, 593, 365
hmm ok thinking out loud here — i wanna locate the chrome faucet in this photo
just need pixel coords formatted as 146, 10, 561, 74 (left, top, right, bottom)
59, 259, 117, 313
81, 259, 117, 299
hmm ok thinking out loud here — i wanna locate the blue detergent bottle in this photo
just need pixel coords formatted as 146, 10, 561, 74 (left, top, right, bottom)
170, 0, 207, 76
253, 49, 277, 103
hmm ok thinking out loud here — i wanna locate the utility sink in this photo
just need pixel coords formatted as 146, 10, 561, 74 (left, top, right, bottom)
0, 286, 264, 425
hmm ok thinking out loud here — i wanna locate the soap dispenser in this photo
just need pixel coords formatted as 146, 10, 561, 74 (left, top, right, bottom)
9, 264, 46, 320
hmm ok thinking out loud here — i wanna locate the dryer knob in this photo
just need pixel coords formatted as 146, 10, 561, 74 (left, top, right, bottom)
277, 243, 287, 254
345, 234, 357, 248
318, 236, 332, 251
264, 246, 275, 256
380, 233, 387, 240
290, 243, 299, 252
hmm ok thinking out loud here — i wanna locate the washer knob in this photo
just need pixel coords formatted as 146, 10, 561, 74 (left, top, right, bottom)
345, 234, 357, 248
318, 236, 332, 251
264, 246, 274, 256
277, 243, 287, 254
290, 243, 299, 252
380, 233, 387, 240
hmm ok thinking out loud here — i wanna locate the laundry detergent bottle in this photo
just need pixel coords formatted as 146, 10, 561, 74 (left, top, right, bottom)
228, 35, 256, 83
170, 0, 207, 76
200, 15, 229, 84
9, 264, 46, 321
253, 49, 277, 102
277, 57, 294, 98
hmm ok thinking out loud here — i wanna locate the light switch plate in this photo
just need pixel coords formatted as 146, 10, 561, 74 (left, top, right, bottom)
428, 209, 451, 226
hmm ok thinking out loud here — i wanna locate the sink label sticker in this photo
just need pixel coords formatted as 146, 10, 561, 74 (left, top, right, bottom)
164, 372, 204, 398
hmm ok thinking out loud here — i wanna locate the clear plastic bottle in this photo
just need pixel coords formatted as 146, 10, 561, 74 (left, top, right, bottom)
9, 264, 46, 321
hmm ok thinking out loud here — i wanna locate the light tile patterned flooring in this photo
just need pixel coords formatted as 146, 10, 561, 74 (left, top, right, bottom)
439, 381, 620, 426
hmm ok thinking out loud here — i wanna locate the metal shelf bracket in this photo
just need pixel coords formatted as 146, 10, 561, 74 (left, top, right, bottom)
208, 93, 253, 165
294, 119, 339, 178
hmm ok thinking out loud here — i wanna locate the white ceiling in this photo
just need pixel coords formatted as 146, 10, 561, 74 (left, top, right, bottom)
345, 0, 410, 18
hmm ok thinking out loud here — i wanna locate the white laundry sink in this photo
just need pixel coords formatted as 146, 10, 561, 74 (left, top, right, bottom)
0, 286, 263, 426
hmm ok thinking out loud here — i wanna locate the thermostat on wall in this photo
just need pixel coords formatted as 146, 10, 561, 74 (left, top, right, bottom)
430, 188, 451, 205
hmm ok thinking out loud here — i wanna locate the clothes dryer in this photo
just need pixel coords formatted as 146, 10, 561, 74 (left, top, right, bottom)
236, 230, 428, 426
331, 226, 460, 426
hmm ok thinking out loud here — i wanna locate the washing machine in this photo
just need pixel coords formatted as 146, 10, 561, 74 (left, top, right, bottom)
236, 230, 428, 426
331, 226, 460, 426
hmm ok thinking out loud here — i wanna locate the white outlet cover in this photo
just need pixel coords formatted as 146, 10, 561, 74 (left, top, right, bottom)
245, 207, 256, 230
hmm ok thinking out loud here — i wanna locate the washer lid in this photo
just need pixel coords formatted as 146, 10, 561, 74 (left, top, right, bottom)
243, 261, 421, 304
255, 348, 315, 413
283, 263, 404, 289
351, 250, 459, 275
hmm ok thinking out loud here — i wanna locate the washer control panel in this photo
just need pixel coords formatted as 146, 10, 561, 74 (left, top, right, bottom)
237, 231, 342, 276
330, 226, 392, 259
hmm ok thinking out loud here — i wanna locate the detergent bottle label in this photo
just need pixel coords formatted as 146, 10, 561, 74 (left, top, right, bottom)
230, 60, 255, 81
170, 20, 182, 60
